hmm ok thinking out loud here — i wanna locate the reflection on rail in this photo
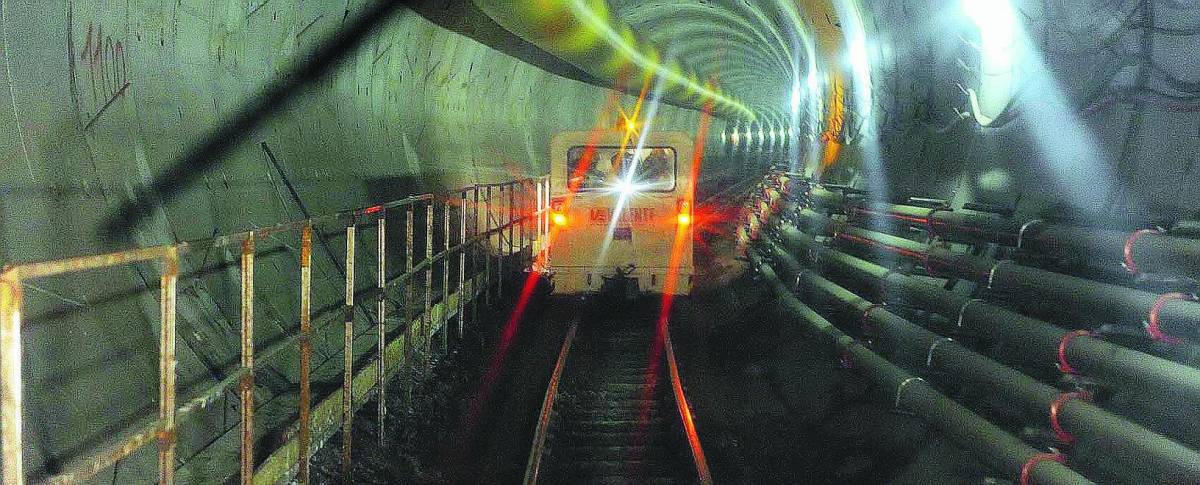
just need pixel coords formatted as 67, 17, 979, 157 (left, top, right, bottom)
664, 325, 712, 485
523, 323, 579, 484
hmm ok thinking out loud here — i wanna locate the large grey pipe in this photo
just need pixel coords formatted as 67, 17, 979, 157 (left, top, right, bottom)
773, 225, 1200, 446
748, 251, 1092, 485
804, 190, 1200, 280
758, 239, 1200, 483
826, 225, 1200, 342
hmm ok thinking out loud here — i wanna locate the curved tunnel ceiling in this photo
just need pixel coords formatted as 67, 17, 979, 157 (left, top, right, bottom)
472, 0, 847, 128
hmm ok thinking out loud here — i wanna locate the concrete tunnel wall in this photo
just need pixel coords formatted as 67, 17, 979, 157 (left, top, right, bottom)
0, 2, 737, 480
832, 0, 1200, 223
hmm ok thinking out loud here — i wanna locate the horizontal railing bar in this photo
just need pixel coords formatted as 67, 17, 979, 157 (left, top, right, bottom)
5, 246, 176, 280
4, 180, 541, 280
42, 421, 158, 485
385, 212, 538, 288
175, 367, 249, 418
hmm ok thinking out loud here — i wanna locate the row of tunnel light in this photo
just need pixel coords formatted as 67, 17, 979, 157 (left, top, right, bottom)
719, 121, 797, 156
707, 0, 1021, 170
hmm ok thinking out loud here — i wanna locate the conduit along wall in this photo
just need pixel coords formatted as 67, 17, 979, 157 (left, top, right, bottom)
738, 173, 1200, 484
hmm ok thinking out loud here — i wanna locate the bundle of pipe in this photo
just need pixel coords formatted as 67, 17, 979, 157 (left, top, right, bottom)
736, 173, 1200, 481
824, 225, 1200, 343
773, 224, 1200, 438
804, 188, 1200, 281
755, 238, 1200, 483
747, 251, 1093, 485
734, 172, 805, 256
782, 192, 1200, 345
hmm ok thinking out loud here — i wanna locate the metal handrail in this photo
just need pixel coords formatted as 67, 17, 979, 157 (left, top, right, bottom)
0, 176, 551, 485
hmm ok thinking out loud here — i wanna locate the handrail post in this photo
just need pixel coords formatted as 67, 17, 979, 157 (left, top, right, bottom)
341, 223, 355, 481
458, 191, 468, 338
239, 237, 256, 485
509, 183, 516, 266
518, 181, 526, 259
442, 198, 450, 352
158, 250, 179, 485
484, 186, 493, 305
424, 201, 434, 374
472, 187, 481, 326
1, 274, 24, 485
404, 208, 414, 399
497, 186, 505, 301
297, 225, 312, 484
535, 180, 543, 260
376, 216, 387, 445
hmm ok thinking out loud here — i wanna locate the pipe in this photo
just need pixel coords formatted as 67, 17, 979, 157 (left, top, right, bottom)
773, 225, 1200, 446
472, 0, 754, 119
758, 240, 1200, 483
748, 251, 1092, 485
833, 199, 1200, 281
829, 225, 1200, 342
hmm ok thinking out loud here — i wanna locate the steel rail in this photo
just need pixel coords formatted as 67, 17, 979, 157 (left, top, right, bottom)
522, 324, 578, 485
663, 326, 712, 485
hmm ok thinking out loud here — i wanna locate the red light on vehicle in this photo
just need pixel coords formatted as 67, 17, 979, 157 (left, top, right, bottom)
677, 200, 692, 226
551, 200, 567, 227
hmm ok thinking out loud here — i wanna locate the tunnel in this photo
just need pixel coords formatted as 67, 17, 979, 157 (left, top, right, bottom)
1, 0, 1199, 483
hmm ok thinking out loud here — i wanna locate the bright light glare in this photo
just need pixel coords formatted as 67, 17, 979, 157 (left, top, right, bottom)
616, 180, 636, 196
790, 84, 802, 115
962, 0, 1018, 125
552, 213, 567, 226
962, 0, 1017, 41
607, 179, 651, 196
677, 213, 691, 226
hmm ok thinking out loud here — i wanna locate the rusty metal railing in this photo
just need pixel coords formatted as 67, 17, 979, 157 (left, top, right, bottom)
0, 176, 549, 485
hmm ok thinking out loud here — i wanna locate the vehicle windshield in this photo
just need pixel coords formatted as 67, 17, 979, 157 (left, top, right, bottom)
567, 146, 677, 192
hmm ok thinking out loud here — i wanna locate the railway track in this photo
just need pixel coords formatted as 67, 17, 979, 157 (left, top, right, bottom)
524, 310, 711, 484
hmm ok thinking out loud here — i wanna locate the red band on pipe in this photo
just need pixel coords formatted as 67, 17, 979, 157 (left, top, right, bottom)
854, 207, 929, 226
838, 349, 855, 369
925, 208, 945, 237
1056, 330, 1094, 375
836, 232, 927, 261
1147, 292, 1191, 343
1123, 229, 1160, 275
1049, 391, 1092, 444
860, 303, 886, 335
1020, 453, 1066, 485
